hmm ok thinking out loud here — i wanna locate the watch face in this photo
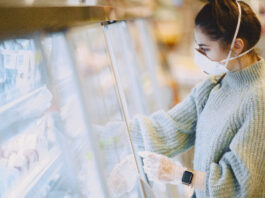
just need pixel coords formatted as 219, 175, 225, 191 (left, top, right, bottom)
182, 170, 193, 185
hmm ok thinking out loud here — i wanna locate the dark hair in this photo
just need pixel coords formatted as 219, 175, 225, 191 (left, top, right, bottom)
195, 0, 261, 53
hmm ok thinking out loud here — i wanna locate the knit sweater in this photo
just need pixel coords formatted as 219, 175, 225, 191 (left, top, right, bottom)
130, 58, 265, 198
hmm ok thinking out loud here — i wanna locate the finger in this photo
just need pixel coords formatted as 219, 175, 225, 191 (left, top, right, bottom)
143, 159, 160, 169
143, 158, 159, 166
138, 151, 152, 158
143, 165, 159, 174
143, 167, 158, 175
143, 167, 159, 177
138, 151, 158, 159
146, 172, 159, 182
143, 154, 160, 161
144, 161, 160, 170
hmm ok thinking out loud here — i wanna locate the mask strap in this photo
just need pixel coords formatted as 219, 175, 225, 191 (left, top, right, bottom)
221, 46, 255, 63
224, 0, 242, 67
227, 47, 255, 61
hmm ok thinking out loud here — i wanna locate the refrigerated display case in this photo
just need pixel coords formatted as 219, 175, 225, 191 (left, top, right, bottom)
0, 38, 81, 198
66, 24, 149, 198
0, 4, 170, 198
104, 21, 172, 198
40, 33, 107, 198
104, 20, 179, 198
0, 29, 149, 198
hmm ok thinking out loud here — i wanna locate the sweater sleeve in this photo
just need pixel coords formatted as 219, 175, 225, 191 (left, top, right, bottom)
205, 94, 265, 197
130, 77, 218, 157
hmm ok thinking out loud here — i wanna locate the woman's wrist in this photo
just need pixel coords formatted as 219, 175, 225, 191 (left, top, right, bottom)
191, 169, 206, 191
174, 165, 206, 191
175, 165, 186, 181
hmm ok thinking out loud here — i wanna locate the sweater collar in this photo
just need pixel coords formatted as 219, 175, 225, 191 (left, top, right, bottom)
222, 57, 265, 88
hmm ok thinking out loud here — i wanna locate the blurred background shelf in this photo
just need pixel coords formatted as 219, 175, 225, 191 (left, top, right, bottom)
3, 147, 61, 198
0, 4, 153, 40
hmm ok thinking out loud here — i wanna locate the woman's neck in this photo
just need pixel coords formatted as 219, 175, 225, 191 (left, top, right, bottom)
227, 53, 259, 72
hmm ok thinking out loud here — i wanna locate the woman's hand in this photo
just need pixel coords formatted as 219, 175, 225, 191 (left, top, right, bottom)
138, 151, 184, 184
107, 154, 138, 196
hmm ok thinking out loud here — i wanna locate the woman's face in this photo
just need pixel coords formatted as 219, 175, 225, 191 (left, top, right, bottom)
194, 27, 229, 62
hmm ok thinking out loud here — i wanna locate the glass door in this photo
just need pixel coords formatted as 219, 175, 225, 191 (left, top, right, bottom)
0, 37, 80, 198
103, 21, 149, 117
39, 33, 107, 198
127, 19, 164, 113
66, 24, 148, 198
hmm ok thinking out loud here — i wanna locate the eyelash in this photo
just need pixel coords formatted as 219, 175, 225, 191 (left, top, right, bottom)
200, 48, 209, 52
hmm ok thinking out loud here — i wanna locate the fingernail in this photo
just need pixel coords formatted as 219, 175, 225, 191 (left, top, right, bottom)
138, 151, 147, 157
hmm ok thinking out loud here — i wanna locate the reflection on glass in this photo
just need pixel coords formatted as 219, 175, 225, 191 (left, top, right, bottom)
105, 21, 168, 198
67, 24, 141, 197
104, 21, 148, 117
127, 20, 160, 113
0, 38, 65, 198
0, 39, 43, 106
41, 33, 105, 198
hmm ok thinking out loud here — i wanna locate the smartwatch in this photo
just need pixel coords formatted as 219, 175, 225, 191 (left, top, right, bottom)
181, 170, 193, 186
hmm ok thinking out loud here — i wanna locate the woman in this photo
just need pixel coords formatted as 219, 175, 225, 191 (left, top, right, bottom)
109, 0, 265, 197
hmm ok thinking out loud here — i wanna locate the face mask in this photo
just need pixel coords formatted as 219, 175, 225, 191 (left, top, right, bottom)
194, 47, 254, 75
194, 1, 255, 75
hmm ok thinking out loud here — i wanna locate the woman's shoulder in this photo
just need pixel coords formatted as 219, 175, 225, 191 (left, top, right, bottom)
240, 79, 265, 114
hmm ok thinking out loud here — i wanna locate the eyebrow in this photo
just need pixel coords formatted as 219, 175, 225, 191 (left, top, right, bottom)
198, 43, 209, 47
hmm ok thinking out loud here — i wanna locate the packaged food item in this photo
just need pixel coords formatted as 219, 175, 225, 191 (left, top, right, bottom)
7, 153, 27, 173
23, 149, 39, 169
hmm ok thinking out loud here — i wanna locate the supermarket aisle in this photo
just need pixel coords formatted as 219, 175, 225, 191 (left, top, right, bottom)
1, 1, 265, 198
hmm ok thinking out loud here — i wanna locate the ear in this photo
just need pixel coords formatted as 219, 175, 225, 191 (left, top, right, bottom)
232, 38, 245, 55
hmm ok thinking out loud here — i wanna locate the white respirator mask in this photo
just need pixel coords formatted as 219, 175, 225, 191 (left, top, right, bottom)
194, 0, 254, 75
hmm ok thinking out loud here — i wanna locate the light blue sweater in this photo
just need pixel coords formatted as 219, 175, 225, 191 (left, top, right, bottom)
130, 58, 265, 197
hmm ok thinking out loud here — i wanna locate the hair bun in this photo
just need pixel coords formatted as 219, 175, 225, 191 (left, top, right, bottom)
203, 0, 236, 5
